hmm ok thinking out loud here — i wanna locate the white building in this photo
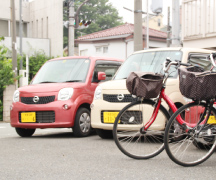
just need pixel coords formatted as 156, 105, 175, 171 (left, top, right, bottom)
0, 0, 63, 57
182, 0, 216, 50
76, 23, 167, 60
1, 0, 63, 122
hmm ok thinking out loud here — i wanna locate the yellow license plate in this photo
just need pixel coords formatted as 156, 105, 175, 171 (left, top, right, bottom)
207, 115, 216, 124
21, 112, 36, 123
103, 112, 119, 123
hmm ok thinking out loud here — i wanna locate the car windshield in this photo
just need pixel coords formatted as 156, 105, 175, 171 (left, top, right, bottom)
114, 50, 182, 80
31, 58, 90, 84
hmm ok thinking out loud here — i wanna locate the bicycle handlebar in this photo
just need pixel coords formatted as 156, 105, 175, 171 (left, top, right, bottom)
163, 57, 191, 74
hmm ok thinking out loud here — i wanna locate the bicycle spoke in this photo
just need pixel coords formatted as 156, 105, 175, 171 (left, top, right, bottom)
165, 102, 216, 166
113, 100, 169, 159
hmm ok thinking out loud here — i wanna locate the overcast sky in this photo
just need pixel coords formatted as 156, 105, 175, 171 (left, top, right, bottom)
108, 0, 181, 25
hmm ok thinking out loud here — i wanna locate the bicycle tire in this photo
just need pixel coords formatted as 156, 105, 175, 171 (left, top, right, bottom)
164, 101, 216, 167
113, 99, 170, 159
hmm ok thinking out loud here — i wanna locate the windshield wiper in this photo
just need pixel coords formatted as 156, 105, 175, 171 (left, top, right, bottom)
39, 81, 56, 83
64, 80, 82, 82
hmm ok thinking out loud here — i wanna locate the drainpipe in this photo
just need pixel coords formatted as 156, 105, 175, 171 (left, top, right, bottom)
125, 41, 128, 59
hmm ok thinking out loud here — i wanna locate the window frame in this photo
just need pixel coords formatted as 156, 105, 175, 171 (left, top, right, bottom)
92, 60, 122, 83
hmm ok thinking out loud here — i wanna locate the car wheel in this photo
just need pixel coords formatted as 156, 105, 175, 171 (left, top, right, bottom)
73, 107, 92, 137
15, 128, 35, 137
96, 129, 113, 139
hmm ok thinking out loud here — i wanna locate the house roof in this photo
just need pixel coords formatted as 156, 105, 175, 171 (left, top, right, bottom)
77, 23, 167, 41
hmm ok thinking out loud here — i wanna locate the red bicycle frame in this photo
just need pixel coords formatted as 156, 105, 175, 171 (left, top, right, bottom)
144, 87, 204, 130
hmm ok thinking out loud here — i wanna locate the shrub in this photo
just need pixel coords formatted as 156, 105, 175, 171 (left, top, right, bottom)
0, 37, 15, 121
18, 50, 53, 82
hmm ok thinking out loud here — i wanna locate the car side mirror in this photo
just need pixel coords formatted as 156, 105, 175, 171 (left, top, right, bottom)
98, 72, 106, 81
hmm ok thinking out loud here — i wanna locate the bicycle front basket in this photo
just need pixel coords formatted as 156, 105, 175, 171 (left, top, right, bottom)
126, 72, 163, 99
179, 66, 216, 100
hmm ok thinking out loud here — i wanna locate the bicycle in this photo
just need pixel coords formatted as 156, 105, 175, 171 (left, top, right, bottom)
164, 53, 216, 167
113, 58, 190, 159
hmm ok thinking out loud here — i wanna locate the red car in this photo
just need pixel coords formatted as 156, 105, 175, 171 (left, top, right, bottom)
10, 56, 123, 137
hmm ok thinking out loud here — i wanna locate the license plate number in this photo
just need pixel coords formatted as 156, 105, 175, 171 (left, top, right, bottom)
21, 112, 36, 123
207, 115, 216, 124
103, 112, 119, 123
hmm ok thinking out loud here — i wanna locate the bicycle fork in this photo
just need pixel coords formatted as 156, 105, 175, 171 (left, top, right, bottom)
195, 101, 216, 137
140, 97, 162, 134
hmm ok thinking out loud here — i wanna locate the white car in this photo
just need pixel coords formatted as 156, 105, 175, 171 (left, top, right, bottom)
91, 47, 213, 139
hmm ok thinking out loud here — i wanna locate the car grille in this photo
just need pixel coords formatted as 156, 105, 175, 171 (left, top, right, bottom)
103, 94, 137, 103
19, 111, 55, 123
101, 110, 142, 124
21, 96, 55, 104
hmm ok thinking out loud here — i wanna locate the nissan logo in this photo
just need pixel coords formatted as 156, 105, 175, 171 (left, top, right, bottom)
33, 96, 39, 103
117, 94, 124, 101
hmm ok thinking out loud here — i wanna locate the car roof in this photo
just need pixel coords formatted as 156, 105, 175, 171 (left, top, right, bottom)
48, 56, 124, 62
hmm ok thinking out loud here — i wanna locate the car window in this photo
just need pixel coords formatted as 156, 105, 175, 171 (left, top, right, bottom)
188, 54, 215, 71
31, 59, 90, 84
114, 51, 182, 80
92, 61, 122, 82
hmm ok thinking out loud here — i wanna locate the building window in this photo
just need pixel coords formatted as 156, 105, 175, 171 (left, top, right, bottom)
103, 46, 108, 53
0, 20, 8, 36
47, 17, 49, 38
80, 49, 88, 56
158, 19, 161, 27
96, 47, 102, 53
36, 20, 38, 38
31, 21, 34, 37
16, 22, 28, 37
41, 18, 43, 38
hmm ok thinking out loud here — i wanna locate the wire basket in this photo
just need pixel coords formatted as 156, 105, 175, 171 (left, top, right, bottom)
179, 66, 216, 100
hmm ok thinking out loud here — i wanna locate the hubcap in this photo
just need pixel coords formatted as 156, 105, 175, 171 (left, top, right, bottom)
79, 112, 90, 133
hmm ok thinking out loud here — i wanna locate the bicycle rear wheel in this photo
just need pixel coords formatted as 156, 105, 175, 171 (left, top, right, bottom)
113, 99, 170, 159
164, 101, 216, 167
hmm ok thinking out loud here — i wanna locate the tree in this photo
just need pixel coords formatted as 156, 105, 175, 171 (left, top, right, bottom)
18, 51, 53, 82
0, 37, 15, 121
63, 0, 123, 48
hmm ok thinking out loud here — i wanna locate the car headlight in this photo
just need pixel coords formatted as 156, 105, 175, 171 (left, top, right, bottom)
94, 86, 102, 100
13, 90, 20, 102
58, 88, 74, 101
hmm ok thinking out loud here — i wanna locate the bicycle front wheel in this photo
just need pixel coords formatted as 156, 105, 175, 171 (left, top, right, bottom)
164, 102, 216, 167
113, 99, 170, 159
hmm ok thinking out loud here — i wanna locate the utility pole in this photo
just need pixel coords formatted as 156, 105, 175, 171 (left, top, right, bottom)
134, 0, 143, 51
167, 6, 171, 47
19, 0, 23, 69
11, 0, 17, 77
146, 0, 149, 49
172, 0, 181, 46
68, 0, 75, 56
68, 0, 90, 56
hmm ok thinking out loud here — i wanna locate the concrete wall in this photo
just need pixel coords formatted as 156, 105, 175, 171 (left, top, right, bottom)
78, 39, 167, 60
3, 85, 16, 122
79, 40, 129, 60
29, 0, 63, 57
0, 37, 50, 56
0, 0, 63, 57
0, 0, 30, 22
149, 40, 168, 48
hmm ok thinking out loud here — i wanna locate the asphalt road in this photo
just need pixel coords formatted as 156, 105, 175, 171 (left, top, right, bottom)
1, 122, 216, 180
